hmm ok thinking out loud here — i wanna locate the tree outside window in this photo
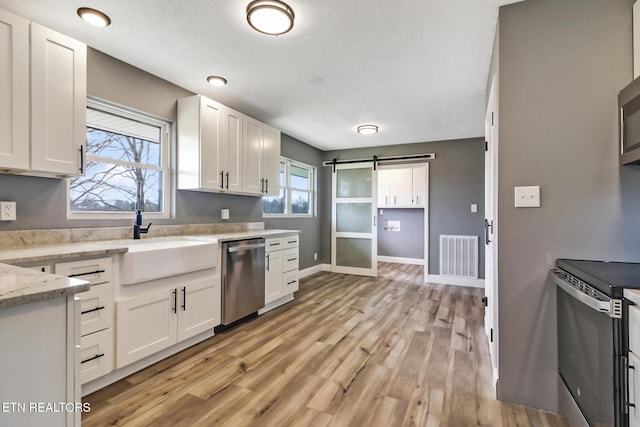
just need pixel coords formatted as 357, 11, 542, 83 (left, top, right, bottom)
68, 99, 171, 219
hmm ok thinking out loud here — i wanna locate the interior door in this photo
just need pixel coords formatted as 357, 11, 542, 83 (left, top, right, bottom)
331, 163, 377, 277
484, 75, 499, 388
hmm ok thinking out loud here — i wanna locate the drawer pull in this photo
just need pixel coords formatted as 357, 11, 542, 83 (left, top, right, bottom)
287, 280, 297, 285
81, 353, 105, 364
68, 269, 106, 278
287, 240, 297, 244
287, 258, 297, 262
81, 306, 105, 315
269, 242, 281, 247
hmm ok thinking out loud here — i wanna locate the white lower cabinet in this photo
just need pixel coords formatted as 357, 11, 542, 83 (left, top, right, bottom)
630, 350, 640, 427
55, 257, 114, 385
264, 235, 299, 306
80, 328, 113, 384
116, 274, 219, 368
265, 249, 284, 304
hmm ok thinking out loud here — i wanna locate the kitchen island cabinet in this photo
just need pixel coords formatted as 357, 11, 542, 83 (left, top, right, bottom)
0, 263, 89, 427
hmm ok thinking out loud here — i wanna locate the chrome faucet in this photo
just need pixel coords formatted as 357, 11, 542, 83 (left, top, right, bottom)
133, 187, 152, 239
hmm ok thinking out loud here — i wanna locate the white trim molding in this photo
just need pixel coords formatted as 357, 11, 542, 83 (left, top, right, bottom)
427, 274, 485, 288
299, 264, 323, 278
377, 256, 425, 266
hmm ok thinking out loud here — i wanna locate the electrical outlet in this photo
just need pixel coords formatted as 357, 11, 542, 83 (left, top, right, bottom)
0, 201, 16, 221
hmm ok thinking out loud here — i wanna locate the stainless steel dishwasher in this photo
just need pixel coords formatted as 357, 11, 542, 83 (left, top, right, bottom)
221, 238, 266, 325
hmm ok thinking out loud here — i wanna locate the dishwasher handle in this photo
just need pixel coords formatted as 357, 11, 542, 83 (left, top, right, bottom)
227, 242, 266, 253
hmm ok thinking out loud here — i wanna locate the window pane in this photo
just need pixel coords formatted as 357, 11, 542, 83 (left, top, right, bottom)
86, 128, 161, 166
70, 162, 163, 212
291, 190, 311, 214
279, 161, 286, 187
263, 189, 286, 214
87, 107, 161, 166
290, 164, 310, 190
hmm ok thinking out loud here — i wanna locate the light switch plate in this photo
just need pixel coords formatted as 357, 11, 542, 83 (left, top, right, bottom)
514, 186, 540, 208
471, 203, 478, 213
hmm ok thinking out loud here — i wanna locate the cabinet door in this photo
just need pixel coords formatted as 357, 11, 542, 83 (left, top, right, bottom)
388, 168, 413, 206
200, 96, 224, 190
265, 250, 283, 304
30, 23, 86, 176
377, 169, 391, 207
177, 276, 220, 341
262, 124, 281, 196
116, 289, 177, 368
283, 270, 299, 295
630, 351, 640, 427
0, 8, 29, 171
412, 166, 426, 207
80, 328, 113, 384
78, 282, 112, 336
223, 107, 243, 192
243, 116, 263, 194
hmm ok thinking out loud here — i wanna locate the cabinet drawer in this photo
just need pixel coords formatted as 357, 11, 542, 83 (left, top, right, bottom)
283, 248, 299, 272
55, 257, 112, 285
631, 305, 640, 355
80, 328, 113, 384
265, 237, 283, 253
79, 282, 113, 336
283, 234, 299, 249
283, 270, 299, 295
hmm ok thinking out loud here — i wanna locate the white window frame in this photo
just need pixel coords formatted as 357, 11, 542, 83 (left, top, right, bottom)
262, 157, 316, 218
67, 97, 172, 220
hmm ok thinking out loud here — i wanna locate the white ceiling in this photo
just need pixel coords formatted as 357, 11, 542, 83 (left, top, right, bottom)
0, 0, 522, 151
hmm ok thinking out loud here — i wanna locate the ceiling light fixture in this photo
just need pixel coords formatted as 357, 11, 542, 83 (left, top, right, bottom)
246, 0, 295, 36
207, 76, 228, 87
357, 124, 379, 135
77, 7, 111, 27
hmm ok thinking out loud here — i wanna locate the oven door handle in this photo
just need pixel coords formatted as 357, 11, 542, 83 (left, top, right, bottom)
551, 269, 621, 318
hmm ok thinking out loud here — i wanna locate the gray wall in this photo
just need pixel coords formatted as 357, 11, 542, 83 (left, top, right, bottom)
0, 49, 322, 269
495, 0, 638, 412
321, 138, 485, 277
377, 208, 424, 259
264, 134, 324, 269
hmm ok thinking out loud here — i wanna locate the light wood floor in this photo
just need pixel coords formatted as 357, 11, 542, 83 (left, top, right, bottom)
83, 263, 567, 427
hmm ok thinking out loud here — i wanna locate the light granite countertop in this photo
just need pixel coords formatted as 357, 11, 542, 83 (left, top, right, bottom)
0, 228, 299, 309
0, 263, 90, 309
0, 229, 299, 265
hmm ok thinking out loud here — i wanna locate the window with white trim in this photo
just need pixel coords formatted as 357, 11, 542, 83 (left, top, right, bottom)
68, 98, 171, 219
262, 157, 316, 217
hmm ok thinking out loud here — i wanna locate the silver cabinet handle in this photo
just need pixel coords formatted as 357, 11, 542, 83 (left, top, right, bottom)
385, 196, 388, 205
394, 196, 397, 205
266, 253, 270, 271
416, 195, 419, 205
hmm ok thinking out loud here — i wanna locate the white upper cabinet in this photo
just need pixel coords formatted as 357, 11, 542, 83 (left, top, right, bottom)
242, 115, 281, 196
378, 165, 427, 208
0, 8, 29, 171
178, 95, 281, 196
178, 95, 244, 192
412, 165, 426, 207
30, 23, 87, 177
0, 9, 86, 177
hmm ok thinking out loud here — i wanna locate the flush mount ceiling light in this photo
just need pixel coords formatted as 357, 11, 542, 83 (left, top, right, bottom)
207, 76, 228, 87
77, 7, 111, 27
357, 124, 379, 135
246, 0, 295, 36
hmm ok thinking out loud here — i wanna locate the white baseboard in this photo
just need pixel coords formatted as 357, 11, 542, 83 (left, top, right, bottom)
377, 256, 425, 266
299, 264, 323, 278
321, 263, 332, 272
427, 274, 485, 288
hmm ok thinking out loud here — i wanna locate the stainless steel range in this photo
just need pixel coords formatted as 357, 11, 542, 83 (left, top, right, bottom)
552, 259, 640, 427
